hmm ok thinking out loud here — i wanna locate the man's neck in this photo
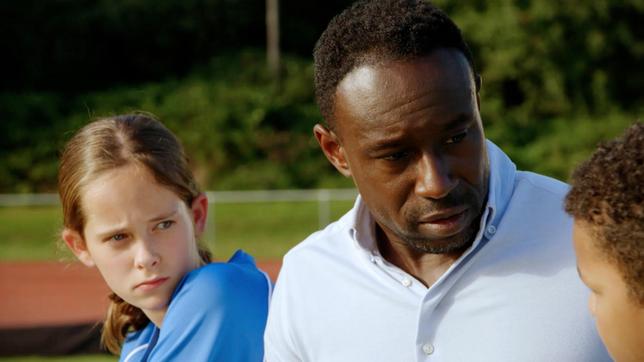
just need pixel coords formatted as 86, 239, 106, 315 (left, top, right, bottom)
376, 226, 467, 288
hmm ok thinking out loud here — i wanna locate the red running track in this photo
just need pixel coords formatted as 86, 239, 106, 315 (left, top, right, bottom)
0, 261, 281, 329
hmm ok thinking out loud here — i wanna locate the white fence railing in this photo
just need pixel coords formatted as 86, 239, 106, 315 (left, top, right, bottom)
204, 189, 357, 228
0, 193, 60, 207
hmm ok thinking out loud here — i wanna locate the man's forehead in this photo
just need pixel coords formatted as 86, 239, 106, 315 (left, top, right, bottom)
332, 50, 476, 134
338, 66, 380, 97
339, 49, 473, 89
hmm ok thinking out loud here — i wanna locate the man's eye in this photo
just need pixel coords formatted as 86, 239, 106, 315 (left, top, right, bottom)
382, 151, 410, 161
157, 220, 174, 230
445, 131, 468, 145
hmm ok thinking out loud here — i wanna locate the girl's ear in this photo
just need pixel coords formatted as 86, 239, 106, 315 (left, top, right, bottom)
62, 229, 95, 267
190, 193, 209, 237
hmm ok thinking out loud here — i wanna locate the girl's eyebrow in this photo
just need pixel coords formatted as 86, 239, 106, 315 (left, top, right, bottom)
148, 208, 179, 223
96, 226, 127, 240
92, 208, 180, 238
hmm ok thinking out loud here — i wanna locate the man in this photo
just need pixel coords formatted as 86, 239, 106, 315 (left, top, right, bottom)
265, 1, 609, 360
566, 123, 644, 362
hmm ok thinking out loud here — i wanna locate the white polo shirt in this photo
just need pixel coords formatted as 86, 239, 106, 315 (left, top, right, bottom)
265, 141, 609, 362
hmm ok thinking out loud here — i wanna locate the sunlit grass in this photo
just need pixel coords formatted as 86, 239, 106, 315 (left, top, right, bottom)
0, 206, 66, 261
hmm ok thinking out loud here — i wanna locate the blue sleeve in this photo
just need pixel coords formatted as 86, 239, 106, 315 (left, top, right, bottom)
119, 323, 156, 362
147, 251, 271, 361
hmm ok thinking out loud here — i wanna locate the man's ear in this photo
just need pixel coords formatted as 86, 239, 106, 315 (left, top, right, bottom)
190, 193, 209, 237
62, 229, 94, 267
313, 124, 352, 177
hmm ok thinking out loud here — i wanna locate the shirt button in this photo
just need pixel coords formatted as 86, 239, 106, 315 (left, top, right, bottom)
401, 278, 412, 287
486, 225, 497, 235
422, 343, 434, 355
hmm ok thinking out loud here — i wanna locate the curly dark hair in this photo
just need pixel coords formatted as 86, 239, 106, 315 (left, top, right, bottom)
313, 0, 477, 128
565, 122, 644, 305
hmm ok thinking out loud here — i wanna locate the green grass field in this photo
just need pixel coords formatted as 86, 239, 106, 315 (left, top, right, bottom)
0, 200, 355, 261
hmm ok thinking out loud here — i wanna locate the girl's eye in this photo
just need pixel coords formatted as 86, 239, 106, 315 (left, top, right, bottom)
157, 220, 174, 230
111, 233, 127, 242
445, 130, 468, 145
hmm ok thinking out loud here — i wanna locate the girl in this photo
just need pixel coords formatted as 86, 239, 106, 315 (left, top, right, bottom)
59, 113, 271, 361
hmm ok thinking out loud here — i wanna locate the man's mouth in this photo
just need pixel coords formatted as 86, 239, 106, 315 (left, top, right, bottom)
416, 206, 470, 236
418, 206, 468, 224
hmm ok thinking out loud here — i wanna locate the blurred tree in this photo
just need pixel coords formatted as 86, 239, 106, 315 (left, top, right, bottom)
0, 0, 641, 191
434, 0, 643, 175
0, 0, 352, 92
434, 0, 643, 121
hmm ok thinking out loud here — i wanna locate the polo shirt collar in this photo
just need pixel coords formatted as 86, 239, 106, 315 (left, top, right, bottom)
346, 194, 379, 255
484, 140, 516, 231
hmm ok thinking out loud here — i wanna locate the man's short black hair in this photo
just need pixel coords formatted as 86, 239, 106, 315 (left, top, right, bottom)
313, 0, 477, 127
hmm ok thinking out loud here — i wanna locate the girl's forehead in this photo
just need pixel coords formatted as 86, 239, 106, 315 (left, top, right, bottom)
83, 163, 155, 194
81, 164, 186, 225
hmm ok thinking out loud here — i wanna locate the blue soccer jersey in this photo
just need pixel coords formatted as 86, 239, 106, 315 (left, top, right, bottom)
119, 250, 271, 362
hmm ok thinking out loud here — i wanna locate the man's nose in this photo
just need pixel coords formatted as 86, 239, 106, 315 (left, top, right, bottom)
414, 152, 457, 199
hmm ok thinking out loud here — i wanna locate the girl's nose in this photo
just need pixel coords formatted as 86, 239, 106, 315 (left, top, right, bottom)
134, 238, 160, 270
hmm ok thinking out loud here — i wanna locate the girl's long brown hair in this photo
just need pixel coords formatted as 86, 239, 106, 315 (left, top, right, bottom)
58, 113, 212, 354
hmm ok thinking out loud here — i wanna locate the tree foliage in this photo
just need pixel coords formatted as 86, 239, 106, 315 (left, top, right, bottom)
0, 0, 641, 192
435, 0, 642, 175
1, 51, 351, 192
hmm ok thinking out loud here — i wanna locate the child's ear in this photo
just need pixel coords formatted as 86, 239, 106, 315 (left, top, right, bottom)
62, 229, 94, 267
190, 193, 209, 237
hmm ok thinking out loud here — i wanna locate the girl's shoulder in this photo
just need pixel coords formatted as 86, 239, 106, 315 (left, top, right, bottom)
169, 249, 272, 312
119, 322, 155, 362
121, 250, 271, 361
193, 249, 268, 284
150, 250, 270, 359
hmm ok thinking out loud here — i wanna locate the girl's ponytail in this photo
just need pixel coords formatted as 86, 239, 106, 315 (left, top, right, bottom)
101, 293, 149, 355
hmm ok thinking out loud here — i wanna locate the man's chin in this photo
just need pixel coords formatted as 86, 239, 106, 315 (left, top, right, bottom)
402, 229, 475, 254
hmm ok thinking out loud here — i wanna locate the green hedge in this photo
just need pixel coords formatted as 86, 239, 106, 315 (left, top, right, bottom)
1, 50, 353, 192
1, 45, 640, 192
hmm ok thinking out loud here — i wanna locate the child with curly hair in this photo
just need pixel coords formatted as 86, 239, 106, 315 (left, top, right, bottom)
565, 122, 643, 362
